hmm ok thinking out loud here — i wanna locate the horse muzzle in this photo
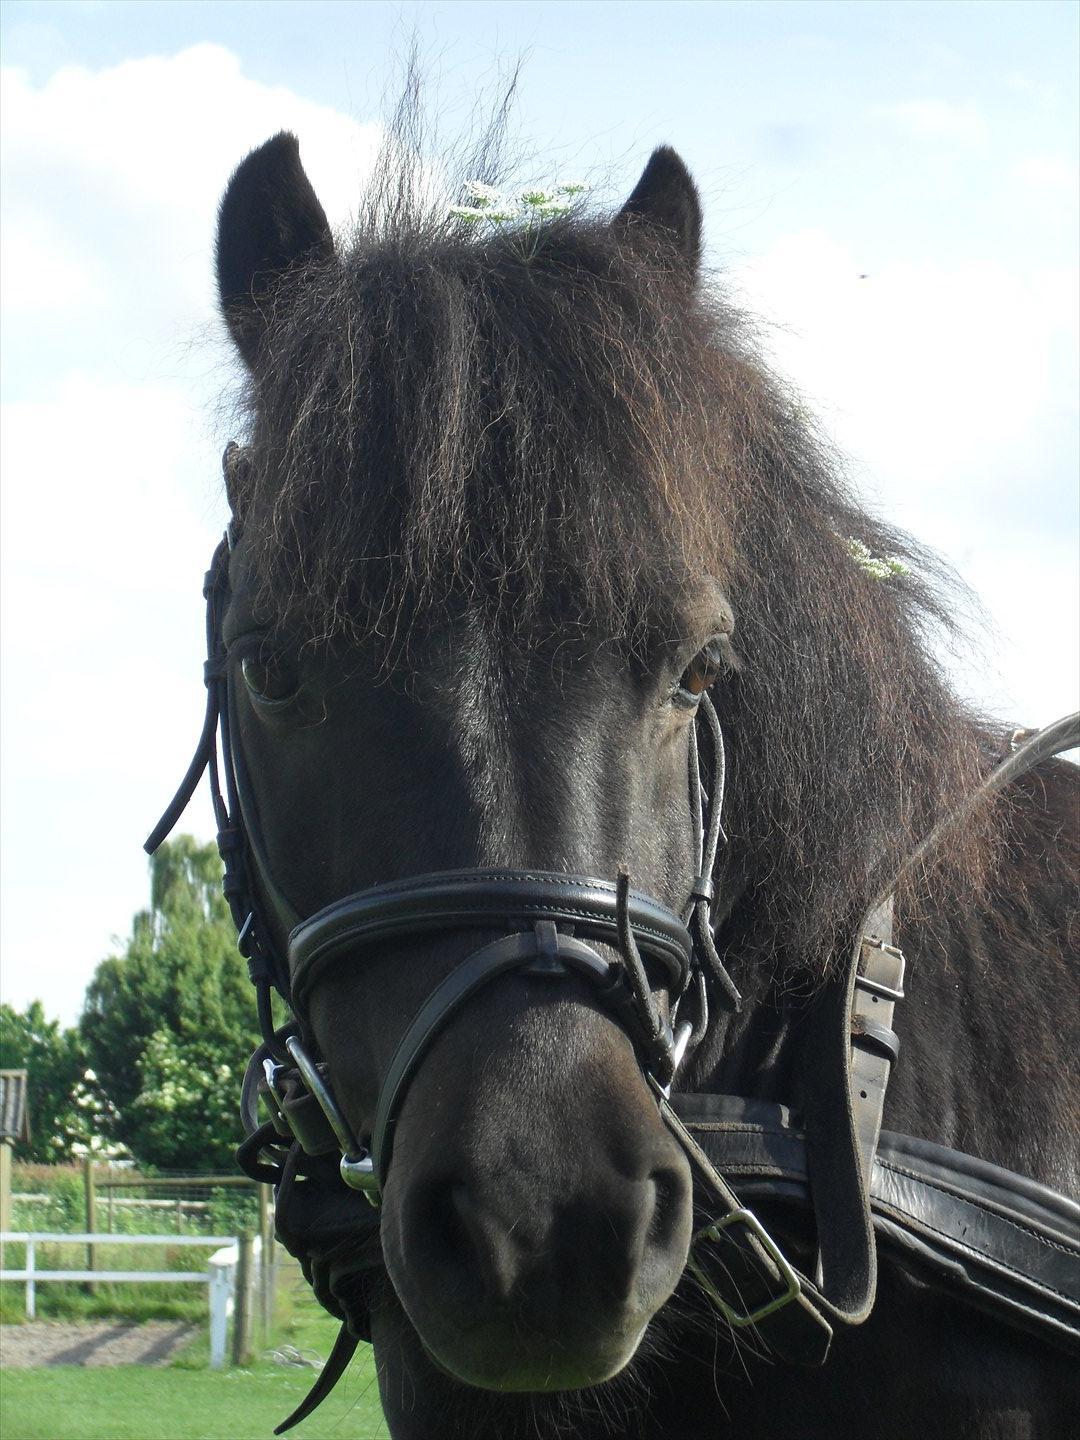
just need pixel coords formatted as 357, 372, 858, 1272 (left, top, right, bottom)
374, 991, 694, 1391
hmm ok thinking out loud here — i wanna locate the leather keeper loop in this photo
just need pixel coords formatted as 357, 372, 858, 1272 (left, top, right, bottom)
247, 953, 272, 985
851, 1016, 900, 1063
691, 874, 716, 905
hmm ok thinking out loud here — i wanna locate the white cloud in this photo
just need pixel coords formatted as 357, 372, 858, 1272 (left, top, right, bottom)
1012, 154, 1078, 195
2, 44, 378, 226
881, 98, 988, 146
0, 374, 221, 1022
0, 45, 383, 1024
1, 46, 382, 339
733, 230, 1077, 499
0, 201, 112, 314
730, 230, 1079, 726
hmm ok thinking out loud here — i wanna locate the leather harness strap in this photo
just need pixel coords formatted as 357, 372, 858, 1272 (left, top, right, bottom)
670, 1095, 1080, 1354
657, 1094, 832, 1363
368, 921, 675, 1189
289, 871, 694, 1004
850, 900, 904, 1193
271, 1326, 359, 1437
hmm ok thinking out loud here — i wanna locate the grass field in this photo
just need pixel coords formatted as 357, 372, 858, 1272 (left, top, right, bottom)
1, 1264, 390, 1440
0, 1356, 388, 1440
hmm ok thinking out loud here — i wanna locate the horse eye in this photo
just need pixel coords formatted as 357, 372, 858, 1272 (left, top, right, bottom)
675, 638, 731, 704
241, 655, 298, 704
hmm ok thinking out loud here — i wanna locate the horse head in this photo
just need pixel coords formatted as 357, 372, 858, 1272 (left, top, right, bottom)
214, 133, 744, 1391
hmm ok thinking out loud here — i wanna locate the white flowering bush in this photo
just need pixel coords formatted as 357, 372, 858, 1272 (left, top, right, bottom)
68, 1069, 128, 1162
128, 1028, 241, 1171
81, 836, 263, 1171
0, 1001, 126, 1163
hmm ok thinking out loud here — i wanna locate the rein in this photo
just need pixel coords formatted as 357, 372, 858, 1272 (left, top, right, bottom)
148, 448, 1080, 1430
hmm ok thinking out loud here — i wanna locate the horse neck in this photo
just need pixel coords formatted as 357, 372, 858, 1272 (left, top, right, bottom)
688, 961, 810, 1104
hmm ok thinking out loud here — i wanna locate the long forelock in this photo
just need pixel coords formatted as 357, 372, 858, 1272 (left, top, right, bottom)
233, 207, 752, 657
227, 148, 1000, 979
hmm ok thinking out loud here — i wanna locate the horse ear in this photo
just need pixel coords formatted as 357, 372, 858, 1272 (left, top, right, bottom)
216, 132, 333, 366
615, 147, 702, 278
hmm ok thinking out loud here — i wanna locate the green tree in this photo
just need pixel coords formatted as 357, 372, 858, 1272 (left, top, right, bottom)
0, 1001, 118, 1161
80, 836, 260, 1170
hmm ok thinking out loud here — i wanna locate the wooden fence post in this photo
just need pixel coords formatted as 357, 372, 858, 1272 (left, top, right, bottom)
0, 1139, 11, 1232
258, 1184, 274, 1334
83, 1156, 97, 1291
0, 1138, 11, 1273
231, 1231, 255, 1366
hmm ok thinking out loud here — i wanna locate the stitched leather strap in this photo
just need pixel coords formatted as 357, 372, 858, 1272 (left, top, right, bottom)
850, 899, 904, 1193
288, 870, 694, 1011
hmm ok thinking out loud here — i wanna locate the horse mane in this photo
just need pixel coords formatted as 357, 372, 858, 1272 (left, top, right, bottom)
226, 112, 1003, 985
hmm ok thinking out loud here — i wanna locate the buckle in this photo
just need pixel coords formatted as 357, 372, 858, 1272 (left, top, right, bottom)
687, 1207, 802, 1327
284, 1037, 380, 1207
857, 935, 906, 1002
262, 1057, 287, 1107
260, 1058, 293, 1139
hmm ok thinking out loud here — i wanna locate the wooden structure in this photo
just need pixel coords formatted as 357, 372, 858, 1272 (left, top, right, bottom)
0, 1069, 30, 1235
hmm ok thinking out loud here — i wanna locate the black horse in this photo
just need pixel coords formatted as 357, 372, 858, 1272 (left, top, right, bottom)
154, 128, 1078, 1439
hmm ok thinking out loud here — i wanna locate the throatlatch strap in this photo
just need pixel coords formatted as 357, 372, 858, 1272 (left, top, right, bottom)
659, 897, 904, 1353
273, 1322, 359, 1435
656, 1092, 833, 1364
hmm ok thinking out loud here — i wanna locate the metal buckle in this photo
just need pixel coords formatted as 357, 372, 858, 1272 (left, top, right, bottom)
688, 1207, 802, 1327
854, 971, 906, 1003
283, 1038, 381, 1208
263, 1056, 287, 1108
857, 936, 906, 1002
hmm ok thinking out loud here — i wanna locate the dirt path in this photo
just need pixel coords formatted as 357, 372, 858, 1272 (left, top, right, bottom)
0, 1320, 198, 1367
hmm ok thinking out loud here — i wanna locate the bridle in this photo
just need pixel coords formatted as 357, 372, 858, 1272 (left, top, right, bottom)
149, 445, 1080, 1431
147, 451, 744, 1210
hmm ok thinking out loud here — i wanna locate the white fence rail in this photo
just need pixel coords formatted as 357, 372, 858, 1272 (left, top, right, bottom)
0, 1231, 256, 1369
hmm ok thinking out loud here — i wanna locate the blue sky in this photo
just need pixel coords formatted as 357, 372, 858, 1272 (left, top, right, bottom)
2, 1, 1077, 1023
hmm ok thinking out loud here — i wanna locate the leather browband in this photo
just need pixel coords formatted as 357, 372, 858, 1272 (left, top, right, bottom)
288, 870, 694, 1013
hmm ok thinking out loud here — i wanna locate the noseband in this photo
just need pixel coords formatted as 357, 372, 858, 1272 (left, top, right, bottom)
292, 872, 705, 1196
147, 462, 742, 1210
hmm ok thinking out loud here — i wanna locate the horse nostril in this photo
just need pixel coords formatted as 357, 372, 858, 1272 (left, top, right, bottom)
647, 1163, 693, 1252
400, 1177, 521, 1309
448, 1184, 520, 1305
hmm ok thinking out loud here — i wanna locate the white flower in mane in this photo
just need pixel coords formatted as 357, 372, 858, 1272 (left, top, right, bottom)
464, 180, 504, 205
844, 536, 910, 581
448, 178, 591, 229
